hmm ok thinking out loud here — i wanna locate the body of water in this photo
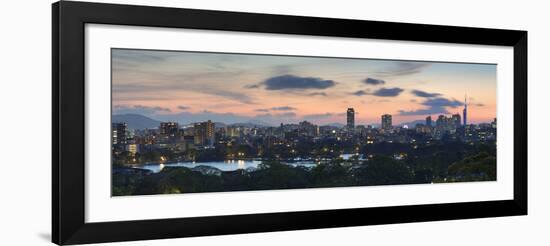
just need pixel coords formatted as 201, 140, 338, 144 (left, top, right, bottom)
137, 160, 318, 173
135, 154, 362, 173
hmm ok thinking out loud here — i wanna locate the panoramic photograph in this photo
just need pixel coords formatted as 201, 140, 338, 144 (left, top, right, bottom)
111, 48, 497, 196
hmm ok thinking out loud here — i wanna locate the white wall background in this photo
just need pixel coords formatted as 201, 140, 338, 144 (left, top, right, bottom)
0, 0, 546, 245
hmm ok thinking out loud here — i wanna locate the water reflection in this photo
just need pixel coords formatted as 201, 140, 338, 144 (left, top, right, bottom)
136, 160, 317, 173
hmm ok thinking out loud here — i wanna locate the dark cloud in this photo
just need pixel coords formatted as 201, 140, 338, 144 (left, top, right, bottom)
474, 103, 485, 107
244, 84, 260, 89
423, 97, 463, 108
308, 92, 328, 96
271, 106, 296, 111
399, 107, 449, 116
352, 90, 369, 96
260, 75, 335, 90
411, 89, 442, 98
363, 77, 385, 85
256, 112, 296, 118
177, 105, 190, 111
371, 87, 404, 97
255, 106, 296, 112
399, 97, 464, 116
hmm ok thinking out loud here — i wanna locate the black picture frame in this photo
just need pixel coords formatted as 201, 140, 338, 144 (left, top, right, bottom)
52, 1, 527, 245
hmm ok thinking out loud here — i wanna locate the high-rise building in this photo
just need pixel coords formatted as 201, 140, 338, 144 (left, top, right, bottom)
463, 95, 468, 126
381, 114, 392, 130
451, 114, 462, 128
299, 121, 319, 137
426, 116, 432, 127
435, 114, 461, 134
160, 122, 179, 138
225, 126, 241, 138
194, 120, 215, 146
436, 115, 446, 129
112, 122, 127, 145
346, 108, 355, 130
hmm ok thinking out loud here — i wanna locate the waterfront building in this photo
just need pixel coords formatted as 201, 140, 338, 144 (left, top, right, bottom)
125, 144, 139, 154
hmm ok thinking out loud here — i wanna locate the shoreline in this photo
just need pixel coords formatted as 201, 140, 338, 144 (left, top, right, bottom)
119, 155, 363, 167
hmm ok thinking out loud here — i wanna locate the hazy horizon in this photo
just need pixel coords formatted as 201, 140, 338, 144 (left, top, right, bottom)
112, 48, 496, 125
112, 113, 497, 128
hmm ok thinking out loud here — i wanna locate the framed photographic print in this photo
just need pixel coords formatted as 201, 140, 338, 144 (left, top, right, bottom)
52, 1, 527, 245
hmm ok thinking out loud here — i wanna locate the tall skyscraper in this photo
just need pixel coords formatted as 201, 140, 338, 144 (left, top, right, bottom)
346, 108, 355, 130
426, 116, 432, 127
111, 122, 127, 145
194, 120, 215, 146
381, 114, 392, 130
463, 95, 468, 126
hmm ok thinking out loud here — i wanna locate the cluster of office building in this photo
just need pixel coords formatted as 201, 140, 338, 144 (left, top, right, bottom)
112, 103, 496, 159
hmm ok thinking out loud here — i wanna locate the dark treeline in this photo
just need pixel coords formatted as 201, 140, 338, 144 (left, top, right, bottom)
112, 141, 496, 196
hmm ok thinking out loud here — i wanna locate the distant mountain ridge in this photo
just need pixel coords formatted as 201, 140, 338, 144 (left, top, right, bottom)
112, 114, 161, 130
113, 113, 431, 130
229, 120, 273, 128
112, 114, 274, 129
324, 122, 345, 128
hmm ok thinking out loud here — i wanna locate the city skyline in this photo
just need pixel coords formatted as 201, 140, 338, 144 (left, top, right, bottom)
111, 49, 497, 195
112, 48, 496, 125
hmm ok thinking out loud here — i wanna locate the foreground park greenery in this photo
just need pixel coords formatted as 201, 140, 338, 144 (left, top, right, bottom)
112, 141, 496, 196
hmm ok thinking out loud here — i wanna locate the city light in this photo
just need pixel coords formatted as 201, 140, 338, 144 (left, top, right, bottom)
112, 106, 497, 194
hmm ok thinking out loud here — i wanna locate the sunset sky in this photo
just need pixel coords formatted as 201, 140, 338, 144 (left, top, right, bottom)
112, 48, 496, 126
